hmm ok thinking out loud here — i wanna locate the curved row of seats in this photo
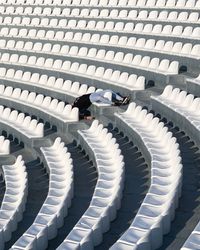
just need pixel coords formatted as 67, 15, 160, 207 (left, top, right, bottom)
112, 103, 182, 249
0, 67, 96, 101
0, 105, 44, 139
0, 84, 79, 123
0, 53, 145, 91
57, 120, 125, 249
1, 22, 200, 41
0, 135, 10, 155
11, 137, 74, 249
0, 42, 179, 76
151, 85, 200, 146
1, 0, 200, 8
1, 37, 199, 62
0, 7, 200, 23
0, 39, 70, 54
181, 223, 200, 249
0, 155, 27, 249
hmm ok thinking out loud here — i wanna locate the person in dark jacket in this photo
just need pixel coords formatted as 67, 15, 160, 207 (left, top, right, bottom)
72, 89, 130, 120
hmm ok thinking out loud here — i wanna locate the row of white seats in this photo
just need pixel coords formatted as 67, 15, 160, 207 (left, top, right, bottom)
151, 85, 200, 143
111, 103, 182, 249
0, 135, 10, 155
54, 33, 199, 58
0, 67, 96, 98
0, 53, 145, 90
0, 84, 79, 123
0, 39, 68, 54
0, 40, 179, 75
57, 120, 125, 249
1, 21, 200, 40
11, 137, 74, 250
59, 46, 178, 74
0, 155, 27, 249
181, 223, 200, 249
1, 36, 199, 60
0, 105, 44, 138
0, 7, 200, 23
0, 0, 199, 8
0, 17, 138, 30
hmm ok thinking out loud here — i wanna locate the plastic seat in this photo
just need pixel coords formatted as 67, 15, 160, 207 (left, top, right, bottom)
134, 23, 144, 32
1, 28, 9, 36
108, 35, 118, 45
110, 9, 119, 18
0, 68, 6, 78
67, 20, 77, 28
32, 6, 42, 15
18, 55, 28, 64
128, 9, 138, 19
80, 9, 90, 17
6, 40, 15, 49
36, 57, 45, 67
124, 23, 134, 32
52, 8, 61, 16
48, 19, 58, 28
12, 17, 21, 25
90, 34, 100, 43
163, 41, 173, 52
27, 56, 37, 65
10, 54, 19, 64
158, 59, 170, 72
87, 20, 96, 29
24, 42, 33, 51
18, 29, 27, 37
192, 27, 200, 38
1, 53, 10, 62
4, 17, 12, 25
27, 29, 37, 38
62, 8, 70, 16
21, 17, 31, 25
42, 7, 52, 16
114, 22, 124, 31
73, 33, 82, 41
37, 30, 46, 39
162, 25, 173, 35
186, 0, 195, 8
182, 26, 193, 37
40, 18, 49, 26
30, 18, 40, 26
138, 10, 148, 19
172, 26, 183, 36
